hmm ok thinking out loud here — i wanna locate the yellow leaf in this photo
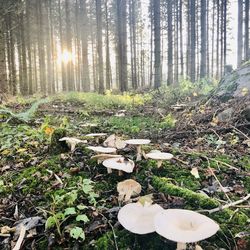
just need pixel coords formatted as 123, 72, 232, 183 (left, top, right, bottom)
139, 194, 153, 206
1, 149, 10, 155
44, 127, 54, 136
191, 167, 200, 178
210, 117, 219, 126
17, 148, 27, 153
241, 87, 249, 96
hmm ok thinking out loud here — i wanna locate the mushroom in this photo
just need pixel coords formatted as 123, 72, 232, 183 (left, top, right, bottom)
86, 146, 117, 154
154, 209, 220, 250
103, 134, 126, 149
85, 133, 107, 143
124, 139, 151, 161
145, 151, 173, 168
102, 157, 135, 174
118, 202, 163, 234
91, 154, 123, 164
59, 137, 87, 152
117, 179, 141, 202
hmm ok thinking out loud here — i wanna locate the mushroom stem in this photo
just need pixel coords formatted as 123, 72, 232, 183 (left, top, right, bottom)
157, 160, 163, 168
136, 145, 142, 161
176, 242, 187, 250
95, 138, 100, 144
118, 170, 123, 176
107, 168, 112, 174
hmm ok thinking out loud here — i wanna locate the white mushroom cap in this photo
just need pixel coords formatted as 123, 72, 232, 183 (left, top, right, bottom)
102, 157, 135, 173
154, 209, 220, 243
124, 139, 151, 145
59, 137, 87, 151
87, 146, 117, 154
85, 133, 107, 137
118, 202, 163, 234
91, 154, 122, 162
117, 179, 141, 202
146, 152, 173, 160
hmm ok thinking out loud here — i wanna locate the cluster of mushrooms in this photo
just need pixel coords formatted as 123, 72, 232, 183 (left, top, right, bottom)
60, 133, 220, 250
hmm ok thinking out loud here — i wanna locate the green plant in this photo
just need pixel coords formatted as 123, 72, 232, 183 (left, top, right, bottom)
160, 113, 177, 128
44, 178, 98, 240
0, 98, 48, 123
205, 134, 226, 149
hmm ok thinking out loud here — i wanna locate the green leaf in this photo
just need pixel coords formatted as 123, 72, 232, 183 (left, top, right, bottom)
64, 207, 76, 216
76, 214, 89, 223
55, 212, 65, 220
70, 227, 85, 240
45, 216, 56, 229
77, 205, 88, 210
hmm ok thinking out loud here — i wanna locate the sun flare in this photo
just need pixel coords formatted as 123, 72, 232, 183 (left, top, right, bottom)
57, 50, 74, 64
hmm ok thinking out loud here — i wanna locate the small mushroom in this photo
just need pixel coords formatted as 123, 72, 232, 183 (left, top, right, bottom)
118, 202, 163, 234
103, 134, 126, 149
145, 151, 173, 168
154, 209, 220, 250
124, 139, 151, 161
102, 157, 135, 174
85, 133, 107, 143
91, 154, 123, 164
86, 146, 117, 154
117, 179, 141, 202
59, 137, 87, 152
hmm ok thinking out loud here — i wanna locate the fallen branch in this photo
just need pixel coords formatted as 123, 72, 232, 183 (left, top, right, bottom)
199, 194, 250, 214
12, 225, 26, 250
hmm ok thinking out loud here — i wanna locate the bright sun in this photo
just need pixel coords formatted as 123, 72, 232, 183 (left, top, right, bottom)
57, 50, 74, 64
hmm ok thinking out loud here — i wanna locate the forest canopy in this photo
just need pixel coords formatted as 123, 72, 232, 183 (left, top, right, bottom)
0, 0, 249, 95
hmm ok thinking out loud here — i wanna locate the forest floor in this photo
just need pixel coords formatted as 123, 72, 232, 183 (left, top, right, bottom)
0, 92, 250, 250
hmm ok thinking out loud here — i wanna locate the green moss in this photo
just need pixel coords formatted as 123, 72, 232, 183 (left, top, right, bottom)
152, 176, 219, 209
239, 156, 250, 170
49, 128, 68, 154
94, 230, 175, 250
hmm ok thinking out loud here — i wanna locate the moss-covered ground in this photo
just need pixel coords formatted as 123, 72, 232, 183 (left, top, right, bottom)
0, 93, 249, 250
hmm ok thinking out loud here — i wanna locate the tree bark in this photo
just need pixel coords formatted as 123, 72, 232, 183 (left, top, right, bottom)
153, 0, 161, 89
200, 0, 207, 78
238, 0, 243, 66
96, 0, 104, 94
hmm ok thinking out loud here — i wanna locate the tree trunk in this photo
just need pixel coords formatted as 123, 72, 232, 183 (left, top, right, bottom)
37, 0, 46, 93
80, 0, 90, 92
0, 22, 7, 94
200, 0, 207, 78
105, 0, 111, 90
167, 0, 173, 85
238, 0, 243, 67
153, 0, 161, 89
117, 0, 128, 92
96, 0, 104, 94
245, 0, 249, 61
65, 0, 75, 91
190, 0, 196, 82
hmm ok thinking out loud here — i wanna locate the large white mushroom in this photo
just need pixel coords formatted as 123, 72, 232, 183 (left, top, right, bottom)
154, 209, 220, 250
85, 133, 107, 143
91, 154, 122, 164
145, 151, 173, 168
118, 202, 163, 234
102, 157, 135, 174
117, 179, 141, 202
86, 146, 117, 154
124, 139, 151, 161
59, 137, 87, 152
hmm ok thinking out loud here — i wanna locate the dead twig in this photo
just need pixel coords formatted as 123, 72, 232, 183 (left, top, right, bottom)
199, 194, 250, 214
